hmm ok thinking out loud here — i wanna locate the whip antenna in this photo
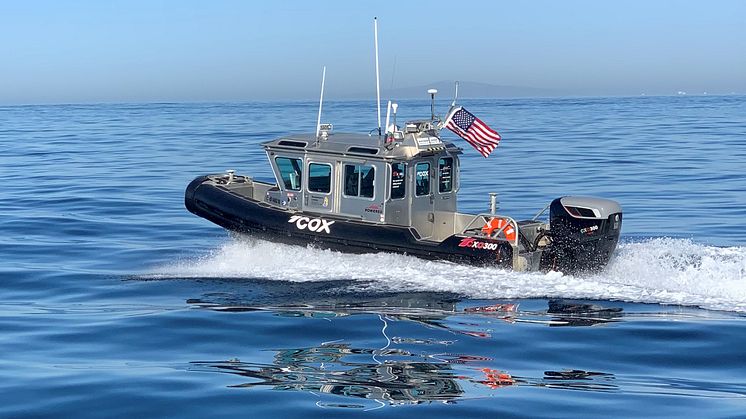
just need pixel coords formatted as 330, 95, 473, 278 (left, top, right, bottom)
374, 17, 381, 136
385, 100, 392, 133
315, 66, 326, 139
428, 88, 438, 121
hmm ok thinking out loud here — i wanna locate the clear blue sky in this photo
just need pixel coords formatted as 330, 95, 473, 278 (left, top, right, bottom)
1, 0, 744, 104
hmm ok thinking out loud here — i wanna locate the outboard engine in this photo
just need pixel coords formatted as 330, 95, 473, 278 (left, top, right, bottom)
541, 196, 622, 273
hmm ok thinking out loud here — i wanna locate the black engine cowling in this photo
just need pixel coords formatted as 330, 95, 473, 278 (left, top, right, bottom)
541, 196, 623, 273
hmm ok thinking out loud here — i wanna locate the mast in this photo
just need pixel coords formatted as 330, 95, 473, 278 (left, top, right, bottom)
315, 66, 326, 139
374, 17, 381, 137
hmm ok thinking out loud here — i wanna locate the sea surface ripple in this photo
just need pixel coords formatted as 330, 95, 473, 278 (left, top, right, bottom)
1, 96, 745, 417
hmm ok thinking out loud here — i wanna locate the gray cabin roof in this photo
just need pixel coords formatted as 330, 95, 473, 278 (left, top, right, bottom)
262, 120, 462, 161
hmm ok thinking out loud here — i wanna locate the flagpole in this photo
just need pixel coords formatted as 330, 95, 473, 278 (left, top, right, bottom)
438, 81, 460, 130
439, 104, 460, 129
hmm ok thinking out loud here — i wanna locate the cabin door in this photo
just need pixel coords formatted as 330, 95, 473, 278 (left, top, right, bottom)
411, 160, 435, 239
304, 161, 334, 213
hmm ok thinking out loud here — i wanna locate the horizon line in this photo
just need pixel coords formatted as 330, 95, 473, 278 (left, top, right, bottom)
1, 92, 744, 107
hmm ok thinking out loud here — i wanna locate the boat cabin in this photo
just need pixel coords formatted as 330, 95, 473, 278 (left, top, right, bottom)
263, 122, 463, 241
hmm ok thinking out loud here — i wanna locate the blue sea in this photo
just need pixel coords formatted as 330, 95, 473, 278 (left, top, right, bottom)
1, 95, 745, 417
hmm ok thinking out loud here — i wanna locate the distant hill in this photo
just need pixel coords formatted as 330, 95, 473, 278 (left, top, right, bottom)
356, 81, 558, 99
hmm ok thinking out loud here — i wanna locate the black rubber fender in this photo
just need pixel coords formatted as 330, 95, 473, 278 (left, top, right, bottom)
184, 175, 210, 214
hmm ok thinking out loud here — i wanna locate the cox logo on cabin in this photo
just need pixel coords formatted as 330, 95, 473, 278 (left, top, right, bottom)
288, 215, 335, 234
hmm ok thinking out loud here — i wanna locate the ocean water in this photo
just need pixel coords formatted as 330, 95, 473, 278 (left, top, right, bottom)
1, 95, 745, 417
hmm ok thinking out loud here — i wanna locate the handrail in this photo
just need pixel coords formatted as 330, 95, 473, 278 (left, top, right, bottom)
531, 203, 551, 221
459, 213, 519, 247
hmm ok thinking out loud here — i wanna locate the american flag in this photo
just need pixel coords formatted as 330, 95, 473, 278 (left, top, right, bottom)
444, 107, 501, 158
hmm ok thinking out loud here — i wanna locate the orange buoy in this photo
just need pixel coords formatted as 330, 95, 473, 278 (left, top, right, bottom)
481, 218, 517, 242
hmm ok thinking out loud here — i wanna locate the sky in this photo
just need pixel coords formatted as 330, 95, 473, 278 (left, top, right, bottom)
1, 0, 744, 104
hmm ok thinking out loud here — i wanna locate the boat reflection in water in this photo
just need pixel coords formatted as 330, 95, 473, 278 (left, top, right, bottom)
187, 290, 621, 408
191, 343, 469, 407
190, 344, 616, 407
546, 300, 623, 327
188, 290, 624, 330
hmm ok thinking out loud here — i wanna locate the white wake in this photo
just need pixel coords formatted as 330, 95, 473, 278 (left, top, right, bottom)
155, 236, 746, 312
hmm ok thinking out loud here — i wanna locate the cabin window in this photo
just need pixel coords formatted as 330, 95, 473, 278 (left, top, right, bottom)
390, 162, 406, 199
308, 162, 332, 193
275, 157, 303, 191
415, 162, 430, 196
344, 164, 375, 198
344, 165, 359, 196
438, 157, 453, 193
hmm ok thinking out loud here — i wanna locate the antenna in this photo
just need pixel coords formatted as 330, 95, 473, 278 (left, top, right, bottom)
391, 103, 399, 136
451, 80, 459, 107
315, 66, 326, 139
374, 17, 382, 136
428, 88, 438, 121
385, 100, 392, 133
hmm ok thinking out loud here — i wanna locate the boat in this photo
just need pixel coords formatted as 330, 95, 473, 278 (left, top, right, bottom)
184, 20, 622, 274
185, 120, 621, 273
